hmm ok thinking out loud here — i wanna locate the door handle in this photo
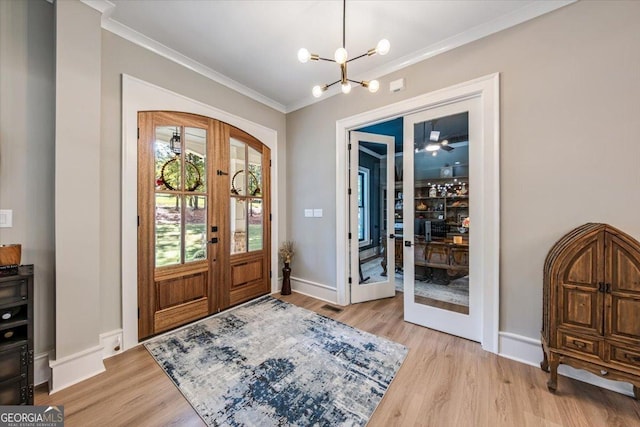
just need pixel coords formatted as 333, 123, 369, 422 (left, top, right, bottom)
209, 237, 218, 244
598, 282, 605, 293
404, 241, 412, 247
389, 234, 395, 239
605, 283, 611, 293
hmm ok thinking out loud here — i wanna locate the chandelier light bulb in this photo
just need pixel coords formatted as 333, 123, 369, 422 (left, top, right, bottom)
312, 85, 324, 98
367, 80, 380, 93
376, 39, 390, 55
334, 47, 348, 64
298, 48, 311, 63
441, 139, 449, 146
432, 151, 438, 157
341, 82, 352, 94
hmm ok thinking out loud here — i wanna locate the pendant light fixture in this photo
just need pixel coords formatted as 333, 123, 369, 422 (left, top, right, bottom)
298, 0, 390, 98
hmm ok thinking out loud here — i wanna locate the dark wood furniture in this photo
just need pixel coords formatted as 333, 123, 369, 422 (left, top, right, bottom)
0, 265, 33, 404
541, 223, 640, 399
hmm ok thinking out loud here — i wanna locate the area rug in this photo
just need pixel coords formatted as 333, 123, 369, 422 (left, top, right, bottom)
145, 296, 408, 426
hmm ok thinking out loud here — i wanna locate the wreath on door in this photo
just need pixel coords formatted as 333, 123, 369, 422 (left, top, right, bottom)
231, 170, 261, 196
156, 158, 203, 192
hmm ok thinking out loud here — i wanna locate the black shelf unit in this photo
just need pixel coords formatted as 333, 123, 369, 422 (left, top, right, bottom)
0, 265, 34, 405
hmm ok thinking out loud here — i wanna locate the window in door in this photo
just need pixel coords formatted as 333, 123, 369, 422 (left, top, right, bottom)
230, 138, 264, 254
154, 126, 208, 267
358, 167, 370, 246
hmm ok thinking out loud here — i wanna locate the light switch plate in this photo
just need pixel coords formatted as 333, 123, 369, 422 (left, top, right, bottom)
304, 209, 313, 217
313, 209, 323, 218
0, 210, 12, 228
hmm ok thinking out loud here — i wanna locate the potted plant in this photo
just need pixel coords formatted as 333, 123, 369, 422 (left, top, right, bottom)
278, 241, 294, 295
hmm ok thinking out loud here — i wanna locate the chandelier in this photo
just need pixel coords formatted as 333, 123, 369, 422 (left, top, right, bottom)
297, 0, 390, 98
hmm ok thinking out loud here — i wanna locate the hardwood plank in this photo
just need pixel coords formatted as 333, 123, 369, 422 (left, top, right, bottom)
36, 293, 640, 426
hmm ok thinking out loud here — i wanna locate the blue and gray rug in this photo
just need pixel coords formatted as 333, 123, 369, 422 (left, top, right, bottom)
145, 296, 407, 426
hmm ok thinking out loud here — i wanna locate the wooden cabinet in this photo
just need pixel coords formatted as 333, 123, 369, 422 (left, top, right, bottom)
0, 265, 33, 404
542, 223, 640, 399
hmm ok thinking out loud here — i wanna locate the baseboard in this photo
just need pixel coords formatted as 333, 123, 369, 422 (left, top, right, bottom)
498, 331, 634, 397
290, 276, 338, 304
99, 329, 124, 359
34, 350, 52, 386
49, 344, 105, 394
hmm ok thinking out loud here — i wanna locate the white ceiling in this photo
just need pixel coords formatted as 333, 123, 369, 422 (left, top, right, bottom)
92, 0, 573, 112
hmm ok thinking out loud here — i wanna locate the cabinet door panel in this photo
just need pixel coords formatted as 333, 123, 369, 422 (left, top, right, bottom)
559, 286, 601, 332
557, 237, 604, 334
608, 296, 640, 341
608, 234, 640, 294
606, 233, 640, 342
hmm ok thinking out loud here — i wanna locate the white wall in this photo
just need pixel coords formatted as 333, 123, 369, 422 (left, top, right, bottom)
286, 0, 640, 338
0, 0, 55, 356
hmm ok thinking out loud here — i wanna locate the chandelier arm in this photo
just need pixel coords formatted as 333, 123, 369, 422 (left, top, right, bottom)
325, 80, 341, 89
347, 79, 364, 86
317, 57, 336, 62
346, 52, 369, 63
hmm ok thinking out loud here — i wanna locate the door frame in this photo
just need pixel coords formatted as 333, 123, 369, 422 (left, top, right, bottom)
335, 73, 500, 353
121, 75, 279, 350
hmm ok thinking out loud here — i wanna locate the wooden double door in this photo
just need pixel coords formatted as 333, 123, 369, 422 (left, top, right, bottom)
137, 111, 271, 340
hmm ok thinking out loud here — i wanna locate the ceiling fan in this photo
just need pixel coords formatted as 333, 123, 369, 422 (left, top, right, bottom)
418, 120, 454, 156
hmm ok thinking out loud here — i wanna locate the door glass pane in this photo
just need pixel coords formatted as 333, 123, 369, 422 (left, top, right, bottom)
230, 138, 246, 196
231, 198, 247, 254
155, 194, 182, 267
248, 198, 263, 251
155, 126, 181, 191
248, 146, 262, 197
185, 127, 206, 193
358, 142, 387, 285
230, 138, 265, 255
185, 195, 207, 263
413, 112, 470, 314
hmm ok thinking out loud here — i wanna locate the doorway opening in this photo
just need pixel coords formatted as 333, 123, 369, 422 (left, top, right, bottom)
355, 112, 470, 314
137, 111, 271, 340
336, 74, 500, 352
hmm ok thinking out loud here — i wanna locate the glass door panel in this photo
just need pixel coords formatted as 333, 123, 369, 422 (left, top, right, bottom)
230, 137, 264, 255
155, 193, 181, 267
153, 125, 208, 267
403, 99, 481, 342
350, 131, 396, 304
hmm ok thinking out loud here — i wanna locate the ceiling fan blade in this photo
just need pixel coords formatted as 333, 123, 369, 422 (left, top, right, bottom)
440, 144, 454, 152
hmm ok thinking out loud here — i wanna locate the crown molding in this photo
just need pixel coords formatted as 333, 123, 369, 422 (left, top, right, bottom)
81, 0, 574, 114
79, 0, 287, 113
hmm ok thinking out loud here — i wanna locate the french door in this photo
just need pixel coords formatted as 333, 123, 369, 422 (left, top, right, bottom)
349, 131, 396, 303
137, 112, 270, 340
403, 98, 481, 341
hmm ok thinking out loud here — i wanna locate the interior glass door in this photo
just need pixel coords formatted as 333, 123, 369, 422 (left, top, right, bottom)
350, 131, 396, 304
402, 98, 481, 341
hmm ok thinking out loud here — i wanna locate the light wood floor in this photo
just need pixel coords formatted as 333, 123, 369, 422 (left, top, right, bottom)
36, 292, 640, 426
